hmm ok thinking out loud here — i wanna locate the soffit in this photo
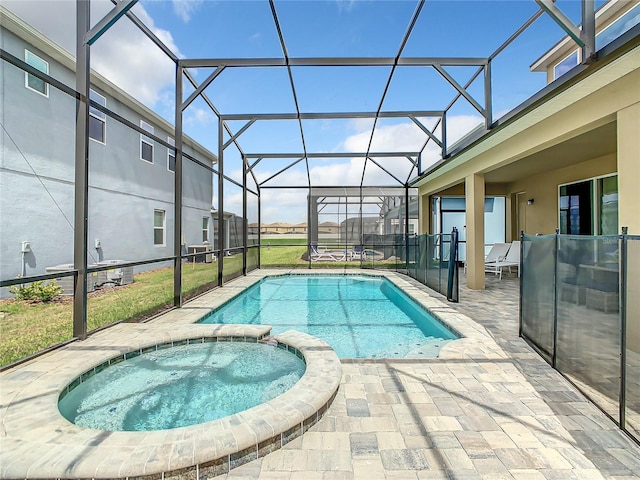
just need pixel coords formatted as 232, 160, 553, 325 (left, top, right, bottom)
484, 121, 617, 183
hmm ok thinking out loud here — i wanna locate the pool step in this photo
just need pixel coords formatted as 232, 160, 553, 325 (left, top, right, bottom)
258, 336, 278, 347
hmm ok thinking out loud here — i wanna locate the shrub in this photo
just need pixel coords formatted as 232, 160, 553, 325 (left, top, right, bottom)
9, 280, 63, 303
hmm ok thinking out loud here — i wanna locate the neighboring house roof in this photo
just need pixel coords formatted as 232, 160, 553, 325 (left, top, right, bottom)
319, 221, 339, 227
0, 6, 216, 165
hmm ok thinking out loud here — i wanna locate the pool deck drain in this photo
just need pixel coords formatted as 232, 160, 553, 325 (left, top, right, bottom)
2, 269, 640, 479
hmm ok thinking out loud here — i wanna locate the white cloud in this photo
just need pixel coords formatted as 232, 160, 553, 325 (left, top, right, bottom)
172, 0, 204, 23
336, 0, 357, 14
3, 0, 181, 109
342, 122, 425, 153
185, 107, 215, 127
221, 114, 485, 223
91, 2, 181, 107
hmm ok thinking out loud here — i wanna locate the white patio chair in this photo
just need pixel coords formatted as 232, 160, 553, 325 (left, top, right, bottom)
485, 241, 521, 279
310, 244, 346, 262
464, 242, 510, 274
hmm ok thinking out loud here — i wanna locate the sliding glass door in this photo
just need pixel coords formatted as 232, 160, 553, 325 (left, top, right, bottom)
559, 175, 618, 236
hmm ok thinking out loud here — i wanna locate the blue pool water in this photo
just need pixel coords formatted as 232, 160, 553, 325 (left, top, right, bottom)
199, 275, 458, 358
58, 342, 305, 431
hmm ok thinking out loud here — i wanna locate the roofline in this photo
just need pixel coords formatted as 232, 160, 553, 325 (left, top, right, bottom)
0, 6, 216, 164
530, 0, 635, 72
411, 23, 640, 187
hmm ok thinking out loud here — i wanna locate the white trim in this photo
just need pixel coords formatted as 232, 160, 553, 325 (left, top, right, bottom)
202, 216, 210, 243
140, 120, 154, 164
89, 88, 106, 144
167, 137, 176, 173
24, 49, 49, 97
153, 209, 166, 246
552, 49, 580, 80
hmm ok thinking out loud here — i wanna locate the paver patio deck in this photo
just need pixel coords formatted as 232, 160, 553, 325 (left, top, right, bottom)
1, 268, 639, 479
220, 269, 640, 480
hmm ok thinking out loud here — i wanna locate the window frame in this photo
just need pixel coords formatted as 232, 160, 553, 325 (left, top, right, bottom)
24, 49, 49, 97
167, 137, 176, 172
557, 173, 618, 236
202, 217, 210, 243
140, 120, 154, 164
154, 209, 166, 246
89, 89, 106, 144
552, 50, 579, 80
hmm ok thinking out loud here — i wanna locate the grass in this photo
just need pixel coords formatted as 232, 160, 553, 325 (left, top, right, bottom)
260, 245, 308, 266
0, 257, 243, 367
260, 238, 307, 246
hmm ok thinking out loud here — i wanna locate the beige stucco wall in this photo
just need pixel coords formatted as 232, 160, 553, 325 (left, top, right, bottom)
617, 102, 640, 234
507, 153, 617, 236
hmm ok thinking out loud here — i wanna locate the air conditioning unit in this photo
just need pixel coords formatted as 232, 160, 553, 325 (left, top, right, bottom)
95, 260, 134, 285
44, 263, 100, 295
187, 245, 214, 263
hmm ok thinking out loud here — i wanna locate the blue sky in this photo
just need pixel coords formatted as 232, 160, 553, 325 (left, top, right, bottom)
4, 0, 609, 222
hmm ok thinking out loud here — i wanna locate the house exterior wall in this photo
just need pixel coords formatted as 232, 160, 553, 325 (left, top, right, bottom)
0, 20, 215, 284
507, 153, 617, 237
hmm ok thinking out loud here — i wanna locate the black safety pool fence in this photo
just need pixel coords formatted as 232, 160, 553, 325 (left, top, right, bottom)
520, 229, 639, 445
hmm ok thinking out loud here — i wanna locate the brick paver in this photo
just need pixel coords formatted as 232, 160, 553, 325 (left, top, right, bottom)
221, 270, 640, 479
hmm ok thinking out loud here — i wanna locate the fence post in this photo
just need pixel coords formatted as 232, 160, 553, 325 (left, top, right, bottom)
620, 226, 628, 431
447, 227, 458, 302
518, 230, 524, 338
551, 228, 559, 369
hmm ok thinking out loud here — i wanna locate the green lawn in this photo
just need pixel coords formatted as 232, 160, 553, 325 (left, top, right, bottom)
0, 257, 243, 367
260, 237, 307, 246
260, 245, 308, 266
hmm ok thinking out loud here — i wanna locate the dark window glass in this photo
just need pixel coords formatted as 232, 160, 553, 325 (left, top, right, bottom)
89, 115, 105, 143
142, 141, 153, 163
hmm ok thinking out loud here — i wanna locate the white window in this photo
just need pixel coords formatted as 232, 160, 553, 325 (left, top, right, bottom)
154, 209, 165, 246
24, 50, 49, 96
202, 217, 210, 243
89, 89, 106, 143
168, 137, 176, 172
553, 50, 579, 80
140, 121, 154, 163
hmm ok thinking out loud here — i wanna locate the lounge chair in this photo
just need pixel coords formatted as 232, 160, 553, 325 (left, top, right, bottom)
349, 245, 366, 260
485, 241, 521, 279
464, 242, 510, 274
310, 244, 346, 262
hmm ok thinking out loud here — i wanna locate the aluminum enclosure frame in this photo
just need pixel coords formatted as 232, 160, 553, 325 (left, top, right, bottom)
52, 0, 597, 339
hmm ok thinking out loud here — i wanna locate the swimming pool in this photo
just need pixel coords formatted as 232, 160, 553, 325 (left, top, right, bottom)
199, 274, 458, 358
58, 340, 306, 431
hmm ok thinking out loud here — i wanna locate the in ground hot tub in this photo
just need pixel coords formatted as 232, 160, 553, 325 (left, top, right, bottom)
1, 326, 341, 479
58, 339, 306, 431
